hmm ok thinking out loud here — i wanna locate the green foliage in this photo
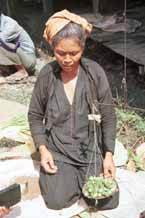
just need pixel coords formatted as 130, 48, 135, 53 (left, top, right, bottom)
116, 108, 145, 139
79, 211, 91, 218
0, 114, 29, 133
127, 147, 145, 171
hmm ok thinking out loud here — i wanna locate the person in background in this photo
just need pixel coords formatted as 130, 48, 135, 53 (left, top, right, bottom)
28, 9, 118, 211
0, 2, 36, 82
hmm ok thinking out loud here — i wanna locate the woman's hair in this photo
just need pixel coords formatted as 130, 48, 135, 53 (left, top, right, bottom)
51, 22, 87, 49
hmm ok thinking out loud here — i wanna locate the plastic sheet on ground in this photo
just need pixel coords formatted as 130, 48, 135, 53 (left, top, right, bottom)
98, 169, 145, 218
113, 140, 128, 167
0, 159, 39, 186
5, 197, 88, 218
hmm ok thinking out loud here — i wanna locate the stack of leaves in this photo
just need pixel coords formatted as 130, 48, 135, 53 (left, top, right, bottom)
126, 147, 145, 171
0, 114, 29, 134
82, 176, 117, 199
0, 114, 30, 147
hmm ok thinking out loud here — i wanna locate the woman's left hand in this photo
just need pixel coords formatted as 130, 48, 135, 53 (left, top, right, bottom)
103, 152, 116, 179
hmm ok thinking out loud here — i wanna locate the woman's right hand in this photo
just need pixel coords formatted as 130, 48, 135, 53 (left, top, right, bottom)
39, 145, 58, 174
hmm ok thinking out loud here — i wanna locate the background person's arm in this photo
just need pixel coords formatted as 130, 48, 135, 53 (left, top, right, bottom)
0, 15, 22, 42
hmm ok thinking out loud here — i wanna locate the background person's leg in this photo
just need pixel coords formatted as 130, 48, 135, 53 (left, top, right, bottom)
16, 48, 36, 75
0, 46, 21, 67
0, 46, 22, 81
39, 161, 81, 210
0, 65, 11, 75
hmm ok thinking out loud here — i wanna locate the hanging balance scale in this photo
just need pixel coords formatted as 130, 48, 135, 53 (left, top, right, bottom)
82, 102, 118, 200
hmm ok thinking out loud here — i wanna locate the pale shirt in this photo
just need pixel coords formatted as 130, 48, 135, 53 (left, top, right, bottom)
63, 74, 78, 105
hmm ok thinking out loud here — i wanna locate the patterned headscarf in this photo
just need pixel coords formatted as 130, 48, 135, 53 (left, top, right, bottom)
43, 9, 92, 44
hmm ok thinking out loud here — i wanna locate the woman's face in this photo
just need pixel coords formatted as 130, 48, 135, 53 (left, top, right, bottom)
54, 38, 83, 73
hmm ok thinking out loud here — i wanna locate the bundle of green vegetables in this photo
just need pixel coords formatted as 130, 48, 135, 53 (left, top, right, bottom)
0, 114, 29, 134
82, 176, 117, 199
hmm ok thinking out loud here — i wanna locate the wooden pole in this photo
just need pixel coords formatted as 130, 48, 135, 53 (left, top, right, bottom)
6, 0, 16, 17
92, 0, 100, 14
42, 0, 53, 14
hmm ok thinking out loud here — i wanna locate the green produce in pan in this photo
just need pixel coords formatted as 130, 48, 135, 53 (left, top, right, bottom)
82, 176, 117, 199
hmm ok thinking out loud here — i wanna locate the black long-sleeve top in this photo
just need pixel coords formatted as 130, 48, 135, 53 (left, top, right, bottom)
28, 58, 116, 166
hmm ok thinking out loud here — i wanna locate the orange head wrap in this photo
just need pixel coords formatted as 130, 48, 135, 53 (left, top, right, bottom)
43, 9, 92, 45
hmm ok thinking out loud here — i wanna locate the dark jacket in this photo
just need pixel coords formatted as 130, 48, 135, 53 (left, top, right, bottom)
28, 58, 116, 165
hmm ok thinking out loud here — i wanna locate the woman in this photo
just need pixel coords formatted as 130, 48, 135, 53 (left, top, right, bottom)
28, 9, 117, 210
0, 3, 36, 81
